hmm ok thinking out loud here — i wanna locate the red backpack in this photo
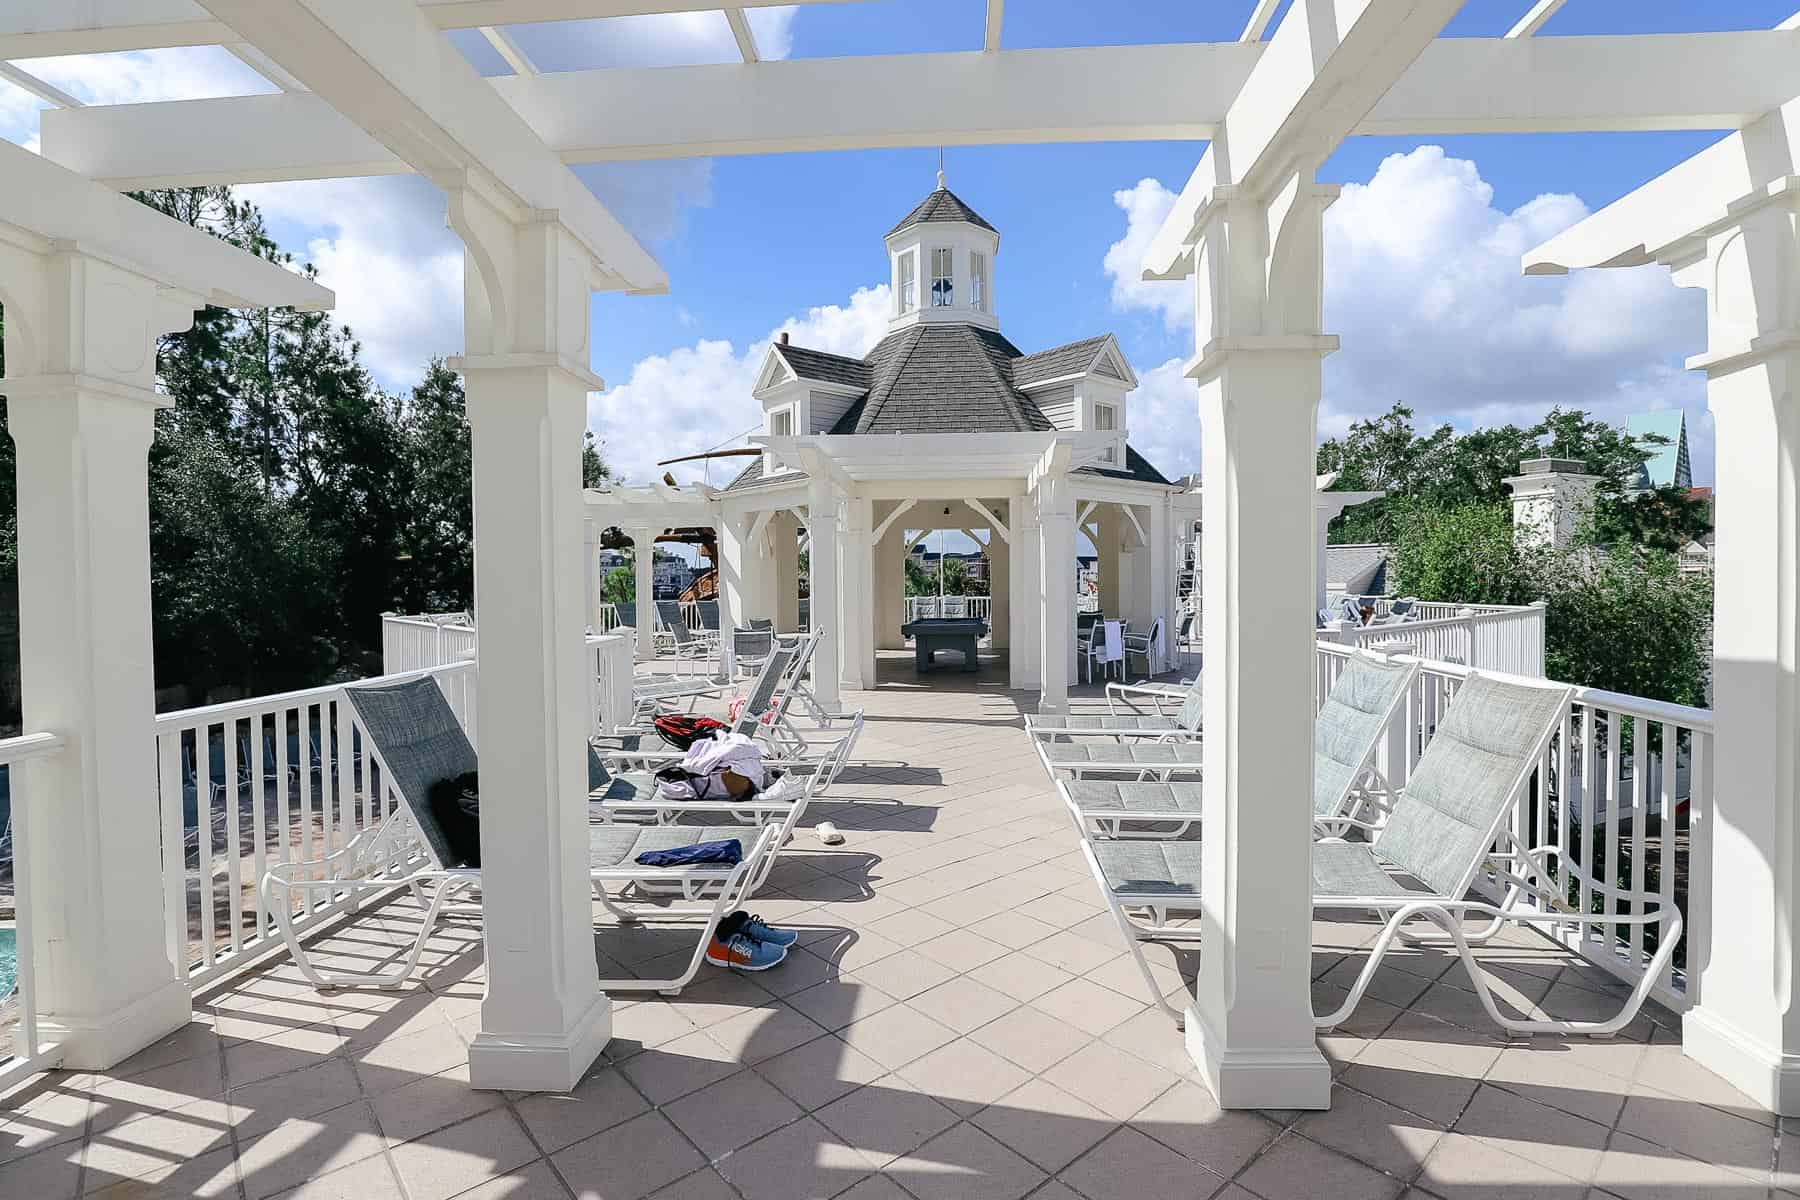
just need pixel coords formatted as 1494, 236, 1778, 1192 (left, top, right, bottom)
653, 714, 726, 751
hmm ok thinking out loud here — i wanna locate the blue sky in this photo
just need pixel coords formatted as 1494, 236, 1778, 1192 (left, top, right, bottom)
5, 0, 1789, 489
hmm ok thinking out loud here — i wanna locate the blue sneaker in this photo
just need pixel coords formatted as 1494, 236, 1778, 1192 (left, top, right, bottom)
742, 914, 799, 947
706, 931, 787, 971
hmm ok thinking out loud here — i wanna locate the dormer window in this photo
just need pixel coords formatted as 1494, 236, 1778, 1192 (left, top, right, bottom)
898, 251, 916, 314
930, 247, 954, 307
970, 252, 988, 312
1094, 401, 1119, 464
770, 408, 794, 438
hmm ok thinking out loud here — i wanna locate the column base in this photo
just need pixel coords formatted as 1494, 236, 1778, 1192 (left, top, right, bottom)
1683, 1006, 1800, 1117
1185, 1003, 1331, 1110
1036, 696, 1069, 716
469, 992, 612, 1093
42, 977, 191, 1070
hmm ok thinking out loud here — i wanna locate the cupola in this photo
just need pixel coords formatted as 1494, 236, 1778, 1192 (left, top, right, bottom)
885, 167, 1000, 333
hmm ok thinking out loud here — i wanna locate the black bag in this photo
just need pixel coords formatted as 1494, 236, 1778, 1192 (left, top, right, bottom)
654, 714, 726, 751
427, 770, 482, 867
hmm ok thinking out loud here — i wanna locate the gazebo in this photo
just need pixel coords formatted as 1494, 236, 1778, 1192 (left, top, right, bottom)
588, 177, 1203, 712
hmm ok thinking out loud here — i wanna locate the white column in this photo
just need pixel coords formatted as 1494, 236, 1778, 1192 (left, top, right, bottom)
989, 512, 1011, 652
1314, 505, 1335, 616
718, 512, 750, 676
628, 525, 656, 662
875, 525, 906, 652
807, 480, 842, 711
1184, 175, 1336, 1109
774, 512, 801, 633
6, 250, 197, 1068
1675, 167, 1800, 1114
1010, 499, 1042, 691
1096, 505, 1122, 617
839, 496, 873, 691
1148, 500, 1172, 674
1037, 477, 1074, 713
448, 194, 608, 1092
583, 518, 603, 633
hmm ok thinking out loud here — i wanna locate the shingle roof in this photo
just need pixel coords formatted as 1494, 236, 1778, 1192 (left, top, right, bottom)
887, 187, 997, 238
1012, 336, 1111, 388
774, 344, 871, 389
725, 323, 1171, 492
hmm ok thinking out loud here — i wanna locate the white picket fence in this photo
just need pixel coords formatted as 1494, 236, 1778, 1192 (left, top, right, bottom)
1317, 640, 1713, 1010
0, 731, 68, 1091
150, 662, 478, 992
1331, 601, 1546, 678
380, 613, 476, 673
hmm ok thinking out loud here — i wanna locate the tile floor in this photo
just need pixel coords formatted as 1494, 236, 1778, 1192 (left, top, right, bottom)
0, 652, 1785, 1199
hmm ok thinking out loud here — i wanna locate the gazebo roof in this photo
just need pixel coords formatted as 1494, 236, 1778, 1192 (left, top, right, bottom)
887, 186, 998, 238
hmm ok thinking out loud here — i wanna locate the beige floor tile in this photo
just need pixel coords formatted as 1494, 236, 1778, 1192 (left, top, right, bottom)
1129, 1079, 1282, 1179
83, 1142, 239, 1198
618, 1031, 744, 1106
850, 949, 959, 1001
1236, 1132, 1404, 1200
967, 953, 1075, 1003
713, 1117, 871, 1200
664, 1070, 802, 1160
550, 1111, 704, 1200
268, 1150, 406, 1200
1031, 978, 1146, 1038
837, 1004, 959, 1072
511, 1066, 648, 1155
915, 929, 1010, 973
814, 1077, 960, 1167
905, 976, 1020, 1035
1059, 1125, 1227, 1200
229, 1057, 363, 1139
783, 976, 898, 1032
447, 1158, 567, 1200
968, 1077, 1115, 1173
1041, 1041, 1178, 1123
701, 1004, 827, 1066
1614, 1084, 1776, 1188
755, 1034, 887, 1111
884, 1122, 1046, 1200
235, 1100, 387, 1200
967, 1006, 1093, 1074
0, 1142, 83, 1199
893, 1040, 1032, 1116
1415, 1131, 1586, 1198
1296, 1085, 1444, 1178
388, 1109, 538, 1200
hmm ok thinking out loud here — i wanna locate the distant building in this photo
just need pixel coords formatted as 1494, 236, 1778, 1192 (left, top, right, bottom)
1626, 410, 1693, 491
1325, 544, 1392, 601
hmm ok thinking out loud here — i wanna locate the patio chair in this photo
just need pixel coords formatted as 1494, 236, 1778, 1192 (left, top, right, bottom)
1024, 673, 1202, 741
1048, 652, 1418, 839
1121, 616, 1166, 679
1072, 670, 1675, 1037
261, 675, 779, 995
655, 600, 715, 675
1370, 597, 1420, 626
1080, 619, 1125, 685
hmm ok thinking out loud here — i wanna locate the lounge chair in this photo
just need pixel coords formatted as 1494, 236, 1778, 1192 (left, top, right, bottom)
1049, 652, 1418, 838
655, 600, 715, 675
1122, 616, 1166, 679
1024, 674, 1202, 741
261, 675, 780, 995
1069, 670, 1675, 1036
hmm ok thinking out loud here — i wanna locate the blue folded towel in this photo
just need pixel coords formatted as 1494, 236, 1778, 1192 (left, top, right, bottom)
635, 838, 743, 867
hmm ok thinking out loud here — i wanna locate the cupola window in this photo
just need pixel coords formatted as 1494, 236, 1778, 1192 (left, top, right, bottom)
970, 252, 988, 312
930, 247, 954, 306
898, 251, 917, 314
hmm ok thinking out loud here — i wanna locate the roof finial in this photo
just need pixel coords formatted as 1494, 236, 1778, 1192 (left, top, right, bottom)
937, 146, 945, 190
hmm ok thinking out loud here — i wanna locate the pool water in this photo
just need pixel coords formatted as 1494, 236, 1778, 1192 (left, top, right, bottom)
0, 928, 15, 998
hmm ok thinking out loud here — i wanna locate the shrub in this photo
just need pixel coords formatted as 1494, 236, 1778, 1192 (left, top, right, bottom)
1389, 501, 1537, 607
1537, 549, 1711, 708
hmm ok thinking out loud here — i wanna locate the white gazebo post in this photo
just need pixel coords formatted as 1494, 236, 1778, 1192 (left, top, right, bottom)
805, 469, 843, 712
839, 496, 874, 691
1522, 99, 1800, 1113
1035, 450, 1075, 713
1312, 477, 1385, 615
1147, 499, 1172, 673
583, 517, 604, 632
1010, 498, 1042, 691
449, 195, 610, 1092
628, 523, 656, 661
1181, 172, 1337, 1109
2, 149, 334, 1069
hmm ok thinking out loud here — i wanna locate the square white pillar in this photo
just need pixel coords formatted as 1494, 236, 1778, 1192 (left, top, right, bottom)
1148, 500, 1173, 674
807, 480, 842, 712
1010, 499, 1042, 691
6, 250, 200, 1069
460, 359, 610, 1092
1182, 179, 1336, 1110
839, 496, 874, 691
774, 512, 801, 633
1037, 478, 1074, 714
629, 525, 656, 662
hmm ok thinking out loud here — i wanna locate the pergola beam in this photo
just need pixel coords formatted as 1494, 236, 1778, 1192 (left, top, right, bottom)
1506, 0, 1565, 38
0, 0, 862, 58
42, 32, 1798, 189
723, 8, 758, 64
1239, 0, 1280, 43
478, 24, 538, 75
185, 0, 664, 292
0, 60, 84, 108
983, 0, 1003, 52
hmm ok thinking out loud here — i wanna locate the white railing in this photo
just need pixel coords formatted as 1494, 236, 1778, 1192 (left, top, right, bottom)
589, 632, 638, 737
381, 613, 476, 674
1317, 641, 1713, 1010
904, 595, 994, 622
0, 731, 67, 1091
154, 662, 477, 992
1331, 601, 1546, 677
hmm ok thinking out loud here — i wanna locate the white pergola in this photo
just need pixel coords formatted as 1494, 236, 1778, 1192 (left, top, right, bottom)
5, 0, 1799, 1113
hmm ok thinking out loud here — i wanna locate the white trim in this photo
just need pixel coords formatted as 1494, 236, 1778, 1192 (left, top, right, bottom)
0, 60, 83, 108
724, 9, 760, 63
478, 25, 539, 75
983, 0, 1003, 52
1239, 0, 1281, 43
965, 497, 1010, 545
871, 498, 918, 544
1506, 0, 1566, 38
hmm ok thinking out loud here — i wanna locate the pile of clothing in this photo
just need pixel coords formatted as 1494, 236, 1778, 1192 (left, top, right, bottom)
651, 731, 796, 803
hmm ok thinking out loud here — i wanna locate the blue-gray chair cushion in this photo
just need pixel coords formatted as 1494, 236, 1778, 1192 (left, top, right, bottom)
1067, 781, 1204, 815
1092, 841, 1204, 897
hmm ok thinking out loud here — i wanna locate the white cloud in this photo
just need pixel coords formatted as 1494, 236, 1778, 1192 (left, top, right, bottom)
15, 46, 275, 106
1122, 357, 1203, 483
1103, 147, 1710, 481
237, 176, 464, 393
1103, 179, 1189, 332
589, 285, 892, 486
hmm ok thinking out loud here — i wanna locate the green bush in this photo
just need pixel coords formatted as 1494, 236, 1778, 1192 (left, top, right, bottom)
1389, 501, 1537, 607
1538, 549, 1711, 707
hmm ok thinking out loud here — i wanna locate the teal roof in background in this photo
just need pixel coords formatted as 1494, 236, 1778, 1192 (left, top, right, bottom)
1626, 410, 1692, 490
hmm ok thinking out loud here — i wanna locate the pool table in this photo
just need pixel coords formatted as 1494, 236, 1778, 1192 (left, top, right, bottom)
901, 617, 988, 672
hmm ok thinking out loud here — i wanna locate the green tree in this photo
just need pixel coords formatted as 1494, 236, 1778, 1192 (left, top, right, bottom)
601, 564, 636, 605
1388, 501, 1538, 607
583, 431, 614, 488
903, 554, 933, 597
940, 557, 969, 595
1538, 549, 1712, 707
